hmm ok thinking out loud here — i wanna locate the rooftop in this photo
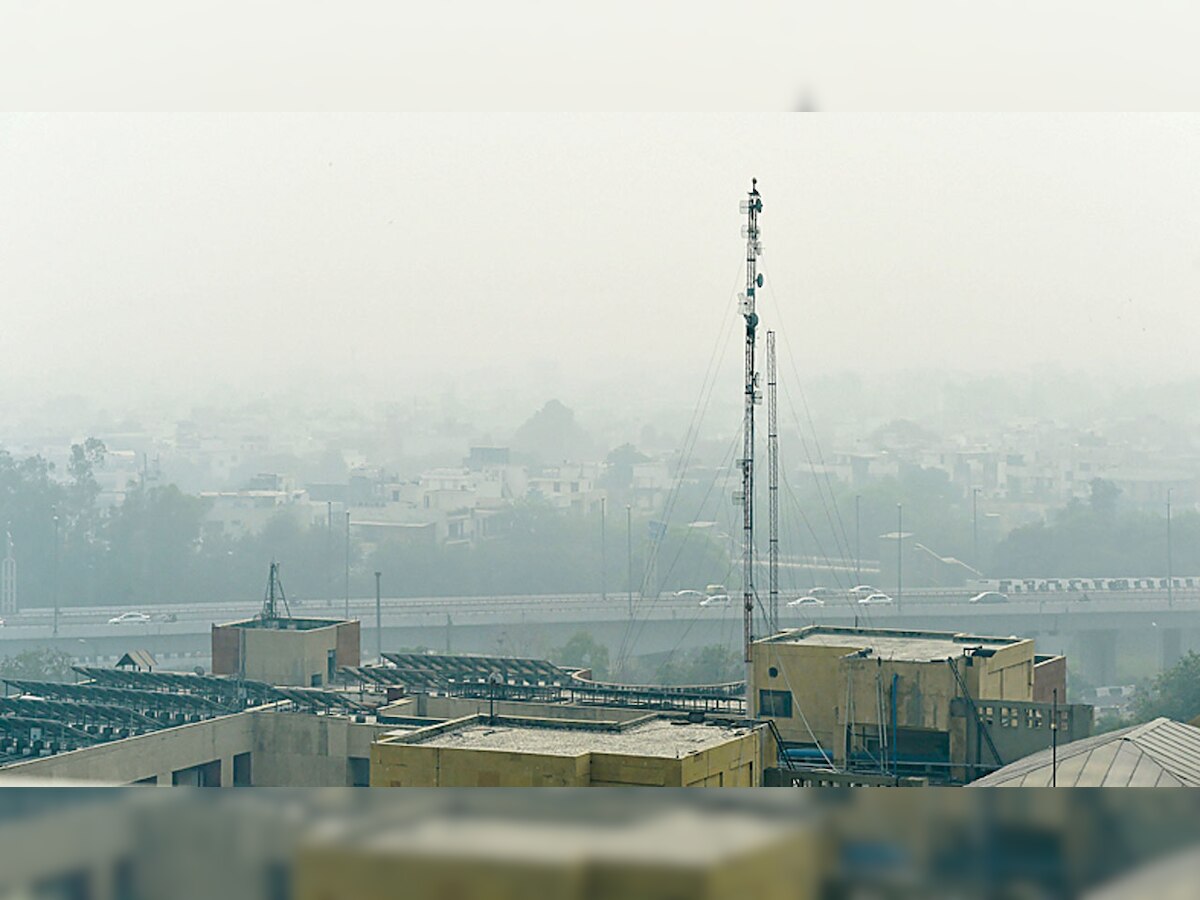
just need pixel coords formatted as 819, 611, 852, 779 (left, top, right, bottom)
389, 715, 756, 758
222, 616, 349, 632
757, 625, 1026, 662
971, 717, 1200, 787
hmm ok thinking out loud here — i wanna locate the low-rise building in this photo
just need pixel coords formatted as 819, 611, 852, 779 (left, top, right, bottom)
371, 713, 765, 787
211, 616, 360, 687
750, 625, 1091, 784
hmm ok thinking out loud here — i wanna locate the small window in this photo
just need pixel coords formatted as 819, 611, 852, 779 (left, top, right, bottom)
768, 666, 779, 678
759, 689, 792, 718
311, 673, 323, 687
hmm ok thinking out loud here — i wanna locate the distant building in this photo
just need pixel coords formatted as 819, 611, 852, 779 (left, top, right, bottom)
200, 474, 320, 538
465, 446, 510, 469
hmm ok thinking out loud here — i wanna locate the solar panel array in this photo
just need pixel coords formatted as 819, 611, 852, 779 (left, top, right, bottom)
0, 668, 373, 767
379, 653, 572, 690
347, 653, 747, 714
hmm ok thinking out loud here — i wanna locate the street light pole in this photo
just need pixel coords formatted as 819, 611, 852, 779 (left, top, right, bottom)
1166, 489, 1173, 608
626, 504, 633, 619
52, 514, 60, 637
374, 571, 382, 663
896, 503, 903, 611
600, 497, 607, 603
344, 510, 351, 620
854, 494, 861, 585
972, 487, 980, 572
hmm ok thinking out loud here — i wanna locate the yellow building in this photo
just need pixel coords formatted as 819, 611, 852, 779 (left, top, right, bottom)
750, 626, 1088, 783
295, 798, 818, 900
371, 713, 765, 787
211, 616, 359, 687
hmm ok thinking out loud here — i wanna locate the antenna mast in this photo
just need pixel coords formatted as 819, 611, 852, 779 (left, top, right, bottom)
767, 330, 779, 634
739, 179, 764, 667
260, 560, 291, 621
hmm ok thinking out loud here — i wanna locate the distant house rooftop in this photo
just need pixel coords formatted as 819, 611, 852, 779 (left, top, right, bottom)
757, 625, 1026, 662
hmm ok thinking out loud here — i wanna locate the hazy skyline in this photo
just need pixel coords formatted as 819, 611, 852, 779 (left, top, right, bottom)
3, 113, 1200, 409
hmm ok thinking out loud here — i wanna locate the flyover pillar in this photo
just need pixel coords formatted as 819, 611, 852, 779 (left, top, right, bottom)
1161, 628, 1182, 671
1077, 630, 1118, 685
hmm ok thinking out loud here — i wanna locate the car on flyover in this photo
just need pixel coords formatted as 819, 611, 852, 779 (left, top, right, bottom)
788, 595, 825, 607
858, 592, 893, 605
700, 593, 731, 607
848, 585, 877, 601
108, 611, 151, 625
969, 591, 1009, 604
673, 589, 706, 602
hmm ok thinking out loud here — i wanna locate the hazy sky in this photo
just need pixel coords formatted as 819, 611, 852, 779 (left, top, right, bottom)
3, 114, 1200, 405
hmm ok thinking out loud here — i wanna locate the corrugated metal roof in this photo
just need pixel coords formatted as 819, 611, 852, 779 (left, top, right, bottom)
971, 718, 1200, 786
114, 650, 157, 670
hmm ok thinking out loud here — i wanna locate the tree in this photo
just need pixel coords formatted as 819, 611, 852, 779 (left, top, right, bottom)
552, 631, 609, 680
656, 644, 740, 685
0, 647, 76, 682
1132, 652, 1200, 723
511, 400, 597, 464
1088, 478, 1121, 519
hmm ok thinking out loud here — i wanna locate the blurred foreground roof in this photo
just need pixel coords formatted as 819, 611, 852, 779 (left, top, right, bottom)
971, 717, 1200, 787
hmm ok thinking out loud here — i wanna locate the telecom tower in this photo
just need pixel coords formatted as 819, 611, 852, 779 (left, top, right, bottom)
738, 180, 764, 672
1, 529, 15, 615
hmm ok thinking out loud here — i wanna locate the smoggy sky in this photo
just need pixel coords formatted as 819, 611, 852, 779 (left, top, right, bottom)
3, 113, 1200, 404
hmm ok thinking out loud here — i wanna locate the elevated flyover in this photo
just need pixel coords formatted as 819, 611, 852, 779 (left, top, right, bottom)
2, 589, 1197, 683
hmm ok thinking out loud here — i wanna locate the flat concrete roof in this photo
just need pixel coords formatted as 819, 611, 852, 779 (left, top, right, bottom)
218, 616, 350, 632
758, 625, 1025, 662
398, 716, 755, 758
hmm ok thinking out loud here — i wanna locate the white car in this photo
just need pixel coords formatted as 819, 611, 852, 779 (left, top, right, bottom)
673, 590, 706, 602
108, 612, 151, 625
700, 594, 731, 606
858, 592, 893, 605
788, 595, 825, 607
848, 585, 877, 600
969, 591, 1009, 604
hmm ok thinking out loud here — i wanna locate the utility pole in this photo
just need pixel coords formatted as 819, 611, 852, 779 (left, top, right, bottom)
972, 487, 980, 572
1166, 488, 1174, 608
896, 503, 903, 611
600, 497, 607, 603
326, 501, 333, 608
767, 330, 779, 634
626, 504, 633, 618
375, 571, 382, 663
1051, 687, 1059, 787
344, 510, 351, 620
739, 178, 763, 679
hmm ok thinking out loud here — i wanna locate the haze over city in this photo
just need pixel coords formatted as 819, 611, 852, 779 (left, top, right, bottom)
4, 105, 1200, 893
4, 113, 1200, 413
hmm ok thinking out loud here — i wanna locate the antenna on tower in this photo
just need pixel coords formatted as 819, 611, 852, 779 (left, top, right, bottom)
260, 560, 291, 622
738, 179, 764, 674
767, 330, 779, 634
